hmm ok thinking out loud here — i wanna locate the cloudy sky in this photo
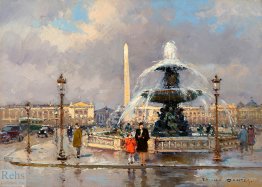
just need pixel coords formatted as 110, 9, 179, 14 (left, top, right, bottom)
0, 0, 261, 109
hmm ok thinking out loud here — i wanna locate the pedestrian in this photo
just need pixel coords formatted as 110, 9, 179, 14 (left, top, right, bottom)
197, 124, 204, 136
124, 132, 137, 164
135, 122, 150, 166
67, 125, 73, 142
125, 123, 132, 133
248, 125, 255, 154
206, 123, 211, 136
210, 125, 215, 136
73, 123, 82, 158
238, 125, 248, 153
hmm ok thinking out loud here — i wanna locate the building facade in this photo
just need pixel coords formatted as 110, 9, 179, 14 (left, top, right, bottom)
134, 105, 160, 124
1, 99, 261, 128
0, 101, 95, 128
236, 99, 262, 126
95, 106, 114, 126
183, 104, 237, 126
0, 105, 58, 127
132, 99, 261, 127
67, 102, 95, 125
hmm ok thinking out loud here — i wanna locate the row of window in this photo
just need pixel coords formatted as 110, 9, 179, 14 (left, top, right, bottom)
75, 110, 88, 114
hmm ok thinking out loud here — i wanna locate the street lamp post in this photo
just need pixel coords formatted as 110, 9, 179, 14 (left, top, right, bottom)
57, 74, 67, 160
54, 107, 58, 145
25, 102, 31, 154
80, 115, 83, 126
68, 115, 71, 126
212, 75, 222, 161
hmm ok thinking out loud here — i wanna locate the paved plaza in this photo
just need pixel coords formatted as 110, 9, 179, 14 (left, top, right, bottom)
0, 133, 261, 186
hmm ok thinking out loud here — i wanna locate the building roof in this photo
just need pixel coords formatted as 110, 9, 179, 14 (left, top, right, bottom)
70, 102, 93, 107
95, 106, 114, 113
246, 98, 258, 107
237, 102, 245, 108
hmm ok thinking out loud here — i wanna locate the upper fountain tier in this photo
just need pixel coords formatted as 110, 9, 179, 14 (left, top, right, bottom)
141, 41, 202, 104
163, 41, 178, 60
154, 41, 188, 72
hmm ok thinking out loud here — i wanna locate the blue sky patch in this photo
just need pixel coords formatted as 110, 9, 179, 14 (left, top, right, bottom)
48, 0, 90, 33
72, 0, 88, 23
207, 16, 217, 25
51, 18, 80, 33
32, 20, 41, 28
151, 0, 232, 34
214, 24, 225, 33
152, 0, 211, 26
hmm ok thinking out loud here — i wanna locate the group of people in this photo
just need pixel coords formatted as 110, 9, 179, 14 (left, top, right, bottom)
197, 123, 214, 136
69, 122, 151, 164
124, 122, 150, 166
238, 125, 256, 154
66, 122, 256, 164
238, 125, 255, 153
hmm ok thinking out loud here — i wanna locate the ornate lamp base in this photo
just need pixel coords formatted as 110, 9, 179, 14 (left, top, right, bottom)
57, 150, 67, 160
26, 147, 32, 154
213, 151, 221, 162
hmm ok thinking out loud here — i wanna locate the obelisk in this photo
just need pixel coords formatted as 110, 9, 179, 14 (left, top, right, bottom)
124, 43, 130, 106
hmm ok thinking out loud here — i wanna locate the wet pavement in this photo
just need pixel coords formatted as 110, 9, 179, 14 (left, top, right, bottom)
0, 134, 262, 187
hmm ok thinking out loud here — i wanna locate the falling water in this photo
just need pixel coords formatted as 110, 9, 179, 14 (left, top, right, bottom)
117, 92, 146, 124
220, 99, 236, 126
117, 41, 232, 128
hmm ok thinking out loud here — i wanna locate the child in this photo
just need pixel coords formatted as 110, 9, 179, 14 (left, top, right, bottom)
124, 133, 137, 164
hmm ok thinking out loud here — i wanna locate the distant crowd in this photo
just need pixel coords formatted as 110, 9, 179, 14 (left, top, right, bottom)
196, 123, 214, 136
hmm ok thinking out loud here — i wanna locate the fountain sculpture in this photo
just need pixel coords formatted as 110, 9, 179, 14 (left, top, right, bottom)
142, 42, 202, 137
87, 41, 239, 153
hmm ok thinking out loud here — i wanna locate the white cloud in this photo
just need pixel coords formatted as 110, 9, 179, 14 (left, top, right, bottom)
0, 0, 262, 108
0, 55, 58, 105
37, 0, 106, 52
218, 59, 250, 79
0, 23, 34, 40
39, 25, 87, 52
198, 0, 262, 20
39, 0, 139, 52
197, 0, 262, 35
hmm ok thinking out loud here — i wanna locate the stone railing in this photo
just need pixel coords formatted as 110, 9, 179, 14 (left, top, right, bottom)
86, 134, 239, 153
152, 136, 239, 153
217, 136, 239, 151
87, 135, 123, 150
153, 137, 210, 153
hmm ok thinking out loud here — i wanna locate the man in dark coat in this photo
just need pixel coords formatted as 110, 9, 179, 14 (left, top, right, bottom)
67, 125, 73, 142
135, 122, 150, 166
206, 123, 211, 136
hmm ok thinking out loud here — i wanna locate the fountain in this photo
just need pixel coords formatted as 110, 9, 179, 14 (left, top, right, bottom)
86, 41, 239, 153
142, 41, 202, 137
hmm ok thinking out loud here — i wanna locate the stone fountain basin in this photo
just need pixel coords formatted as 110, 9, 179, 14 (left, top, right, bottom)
142, 89, 202, 104
155, 64, 187, 71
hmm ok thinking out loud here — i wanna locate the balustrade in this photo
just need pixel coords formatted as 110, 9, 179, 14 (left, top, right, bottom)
86, 134, 239, 153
